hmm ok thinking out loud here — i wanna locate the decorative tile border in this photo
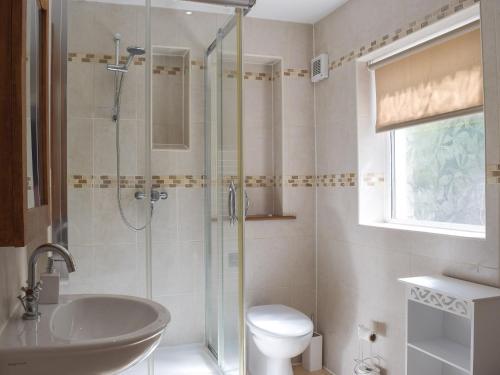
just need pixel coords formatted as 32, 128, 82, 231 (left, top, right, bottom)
286, 175, 315, 187
68, 53, 309, 80
68, 52, 147, 65
152, 175, 206, 188
243, 71, 272, 81
317, 173, 357, 187
245, 175, 276, 187
70, 174, 359, 189
191, 60, 205, 70
487, 165, 500, 184
363, 172, 385, 187
69, 175, 148, 189
153, 66, 183, 76
328, 0, 479, 71
69, 169, 500, 188
283, 68, 309, 78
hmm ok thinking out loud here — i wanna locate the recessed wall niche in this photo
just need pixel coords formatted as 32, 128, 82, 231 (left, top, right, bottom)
243, 55, 283, 217
152, 46, 190, 150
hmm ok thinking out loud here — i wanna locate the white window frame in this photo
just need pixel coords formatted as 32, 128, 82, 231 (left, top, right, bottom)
384, 117, 486, 234
356, 3, 485, 238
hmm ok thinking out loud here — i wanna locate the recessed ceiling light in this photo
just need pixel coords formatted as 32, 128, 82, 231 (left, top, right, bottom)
185, 11, 193, 15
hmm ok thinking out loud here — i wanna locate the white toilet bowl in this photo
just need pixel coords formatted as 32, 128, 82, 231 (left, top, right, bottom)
246, 305, 314, 375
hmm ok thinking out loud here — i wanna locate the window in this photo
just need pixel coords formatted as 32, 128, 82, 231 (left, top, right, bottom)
391, 112, 485, 231
370, 22, 486, 234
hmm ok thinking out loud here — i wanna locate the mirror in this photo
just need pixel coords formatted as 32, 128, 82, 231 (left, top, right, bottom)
152, 46, 190, 150
26, 0, 48, 208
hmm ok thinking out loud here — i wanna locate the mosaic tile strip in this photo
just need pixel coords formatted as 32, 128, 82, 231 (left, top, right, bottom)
152, 175, 206, 188
69, 175, 94, 189
191, 60, 205, 70
363, 172, 385, 187
286, 175, 315, 187
68, 53, 309, 80
283, 68, 309, 78
70, 174, 361, 189
328, 0, 479, 71
69, 175, 148, 189
224, 70, 273, 81
225, 69, 309, 81
317, 173, 357, 187
487, 164, 500, 184
152, 66, 183, 76
245, 175, 276, 187
68, 52, 147, 65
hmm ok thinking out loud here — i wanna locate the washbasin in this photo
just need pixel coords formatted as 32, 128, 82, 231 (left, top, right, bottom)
0, 294, 170, 375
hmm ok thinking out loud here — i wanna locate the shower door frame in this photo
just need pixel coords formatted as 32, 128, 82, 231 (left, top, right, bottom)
204, 8, 245, 375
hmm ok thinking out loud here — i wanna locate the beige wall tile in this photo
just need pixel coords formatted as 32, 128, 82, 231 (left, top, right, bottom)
67, 118, 93, 175
93, 119, 138, 176
68, 188, 94, 246
314, 1, 500, 374
66, 0, 316, 352
67, 61, 94, 118
0, 247, 27, 331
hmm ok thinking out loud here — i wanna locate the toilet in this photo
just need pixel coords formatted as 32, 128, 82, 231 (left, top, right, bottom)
246, 304, 314, 375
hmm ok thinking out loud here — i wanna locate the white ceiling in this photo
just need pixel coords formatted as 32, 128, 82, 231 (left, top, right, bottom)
248, 0, 349, 24
85, 0, 349, 24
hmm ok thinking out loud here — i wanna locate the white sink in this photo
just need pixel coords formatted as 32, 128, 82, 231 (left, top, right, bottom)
0, 294, 170, 375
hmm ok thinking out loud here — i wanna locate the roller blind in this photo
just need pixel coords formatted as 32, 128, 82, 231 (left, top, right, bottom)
375, 27, 483, 132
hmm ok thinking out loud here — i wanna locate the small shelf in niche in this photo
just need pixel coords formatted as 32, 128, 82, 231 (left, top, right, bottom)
244, 54, 284, 218
152, 46, 190, 150
246, 214, 296, 221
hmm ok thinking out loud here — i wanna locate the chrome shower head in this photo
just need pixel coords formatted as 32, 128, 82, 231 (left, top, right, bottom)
127, 46, 145, 56
123, 46, 146, 70
108, 46, 145, 72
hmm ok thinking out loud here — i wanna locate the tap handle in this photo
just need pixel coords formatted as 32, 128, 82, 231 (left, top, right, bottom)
34, 281, 43, 294
17, 294, 27, 311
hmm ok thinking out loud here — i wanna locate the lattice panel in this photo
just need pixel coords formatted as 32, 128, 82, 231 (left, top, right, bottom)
409, 286, 471, 318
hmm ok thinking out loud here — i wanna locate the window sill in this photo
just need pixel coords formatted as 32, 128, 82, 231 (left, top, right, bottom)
359, 221, 485, 239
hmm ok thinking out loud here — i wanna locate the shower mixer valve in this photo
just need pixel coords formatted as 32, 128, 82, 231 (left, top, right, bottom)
135, 190, 168, 204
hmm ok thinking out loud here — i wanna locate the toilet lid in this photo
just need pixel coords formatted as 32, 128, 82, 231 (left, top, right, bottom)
246, 305, 313, 338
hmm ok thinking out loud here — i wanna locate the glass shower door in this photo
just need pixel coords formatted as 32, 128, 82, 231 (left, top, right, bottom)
205, 9, 244, 375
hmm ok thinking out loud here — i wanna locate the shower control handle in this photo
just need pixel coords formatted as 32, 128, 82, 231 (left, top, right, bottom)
135, 190, 168, 203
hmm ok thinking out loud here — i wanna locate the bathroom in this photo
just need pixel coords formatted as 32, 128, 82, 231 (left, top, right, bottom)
1, 0, 500, 374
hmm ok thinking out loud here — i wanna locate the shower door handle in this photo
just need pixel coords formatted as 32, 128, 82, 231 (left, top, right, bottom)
228, 181, 236, 225
245, 191, 250, 218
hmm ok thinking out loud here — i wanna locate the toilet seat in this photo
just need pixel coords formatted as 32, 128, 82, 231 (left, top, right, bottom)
246, 305, 313, 338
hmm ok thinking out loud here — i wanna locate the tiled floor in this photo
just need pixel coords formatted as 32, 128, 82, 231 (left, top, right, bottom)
123, 345, 221, 375
122, 345, 330, 375
293, 366, 331, 375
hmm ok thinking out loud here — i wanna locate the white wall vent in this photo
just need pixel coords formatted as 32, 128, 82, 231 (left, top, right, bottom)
311, 53, 329, 83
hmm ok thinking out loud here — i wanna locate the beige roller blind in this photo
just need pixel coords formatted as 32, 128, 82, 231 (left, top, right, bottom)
375, 28, 483, 132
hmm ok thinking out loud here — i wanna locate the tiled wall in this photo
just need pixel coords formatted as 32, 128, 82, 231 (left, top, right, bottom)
243, 17, 316, 321
313, 0, 500, 374
65, 1, 316, 348
152, 54, 186, 147
0, 247, 27, 331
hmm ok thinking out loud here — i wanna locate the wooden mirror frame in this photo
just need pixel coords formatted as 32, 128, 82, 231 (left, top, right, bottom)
0, 0, 50, 247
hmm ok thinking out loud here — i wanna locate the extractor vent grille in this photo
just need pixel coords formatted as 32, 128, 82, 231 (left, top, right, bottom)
311, 53, 329, 83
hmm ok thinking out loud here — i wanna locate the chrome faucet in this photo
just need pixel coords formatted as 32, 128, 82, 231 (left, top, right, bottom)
18, 243, 76, 320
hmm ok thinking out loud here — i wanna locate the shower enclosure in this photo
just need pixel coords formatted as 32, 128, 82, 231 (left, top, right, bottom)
54, 0, 248, 374
205, 12, 244, 373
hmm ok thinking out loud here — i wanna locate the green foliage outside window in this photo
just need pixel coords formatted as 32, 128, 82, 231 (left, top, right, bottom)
395, 113, 485, 226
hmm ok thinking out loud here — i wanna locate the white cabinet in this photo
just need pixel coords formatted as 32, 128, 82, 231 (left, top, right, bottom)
400, 276, 500, 375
